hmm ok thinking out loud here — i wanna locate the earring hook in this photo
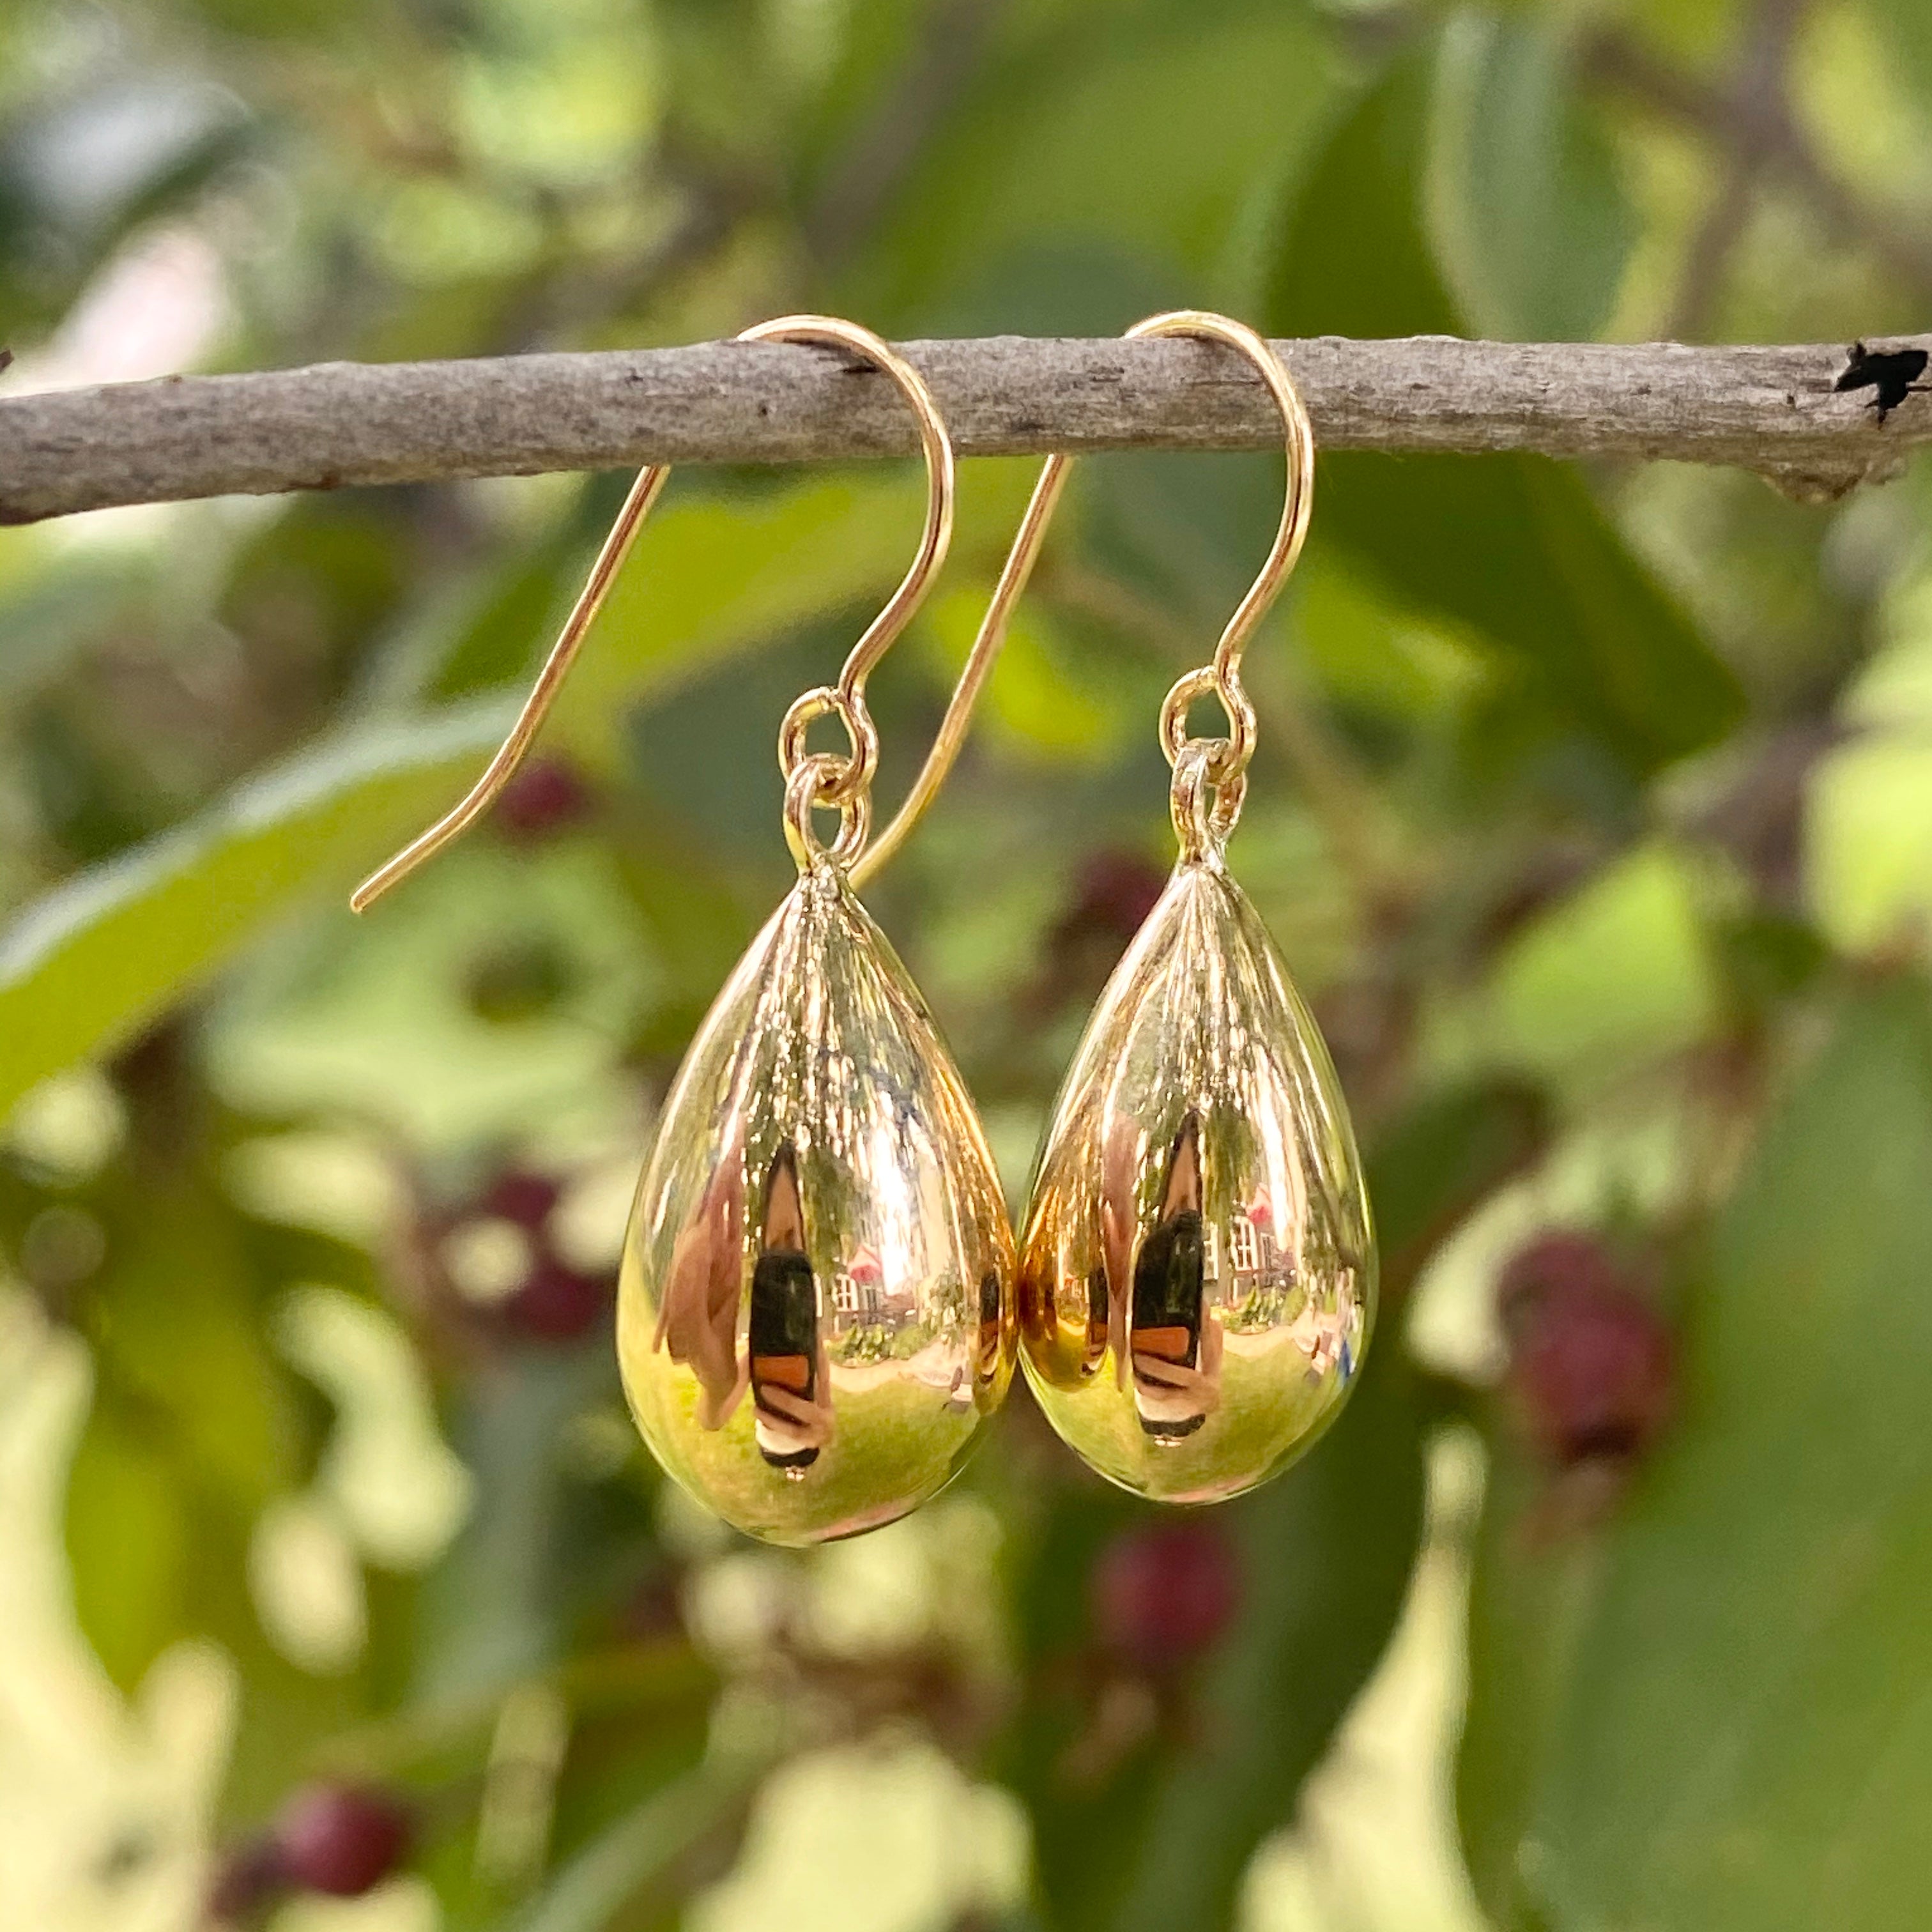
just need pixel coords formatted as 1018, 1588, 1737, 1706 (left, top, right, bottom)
851, 310, 1314, 884
350, 315, 954, 910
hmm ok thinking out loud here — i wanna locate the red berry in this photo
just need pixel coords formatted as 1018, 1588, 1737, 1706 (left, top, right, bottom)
503, 1254, 610, 1341
479, 1169, 562, 1231
273, 1784, 410, 1897
206, 1836, 287, 1921
1067, 850, 1167, 944
1503, 1235, 1674, 1466
618, 1566, 686, 1641
1092, 1520, 1240, 1670
1497, 1231, 1625, 1331
496, 756, 595, 838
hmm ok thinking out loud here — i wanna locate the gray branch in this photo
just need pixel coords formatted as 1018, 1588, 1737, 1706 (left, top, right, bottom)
3, 332, 1926, 525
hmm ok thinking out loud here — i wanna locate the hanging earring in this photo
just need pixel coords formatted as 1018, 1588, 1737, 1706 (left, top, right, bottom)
993, 312, 1374, 1503
351, 317, 1015, 1546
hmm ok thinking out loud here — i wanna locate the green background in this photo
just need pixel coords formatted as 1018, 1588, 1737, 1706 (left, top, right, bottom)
4, 0, 1932, 1926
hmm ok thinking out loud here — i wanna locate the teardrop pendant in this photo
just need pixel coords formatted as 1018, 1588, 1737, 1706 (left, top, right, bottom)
1016, 844, 1374, 1504
618, 860, 1015, 1545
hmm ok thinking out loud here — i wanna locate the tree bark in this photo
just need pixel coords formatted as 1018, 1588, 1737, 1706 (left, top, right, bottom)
3, 332, 1924, 524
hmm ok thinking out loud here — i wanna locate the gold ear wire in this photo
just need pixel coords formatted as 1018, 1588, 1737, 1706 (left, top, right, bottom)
350, 315, 954, 911
852, 310, 1313, 884
351, 311, 1310, 910
349, 458, 668, 912
850, 438, 1070, 886
1131, 312, 1312, 838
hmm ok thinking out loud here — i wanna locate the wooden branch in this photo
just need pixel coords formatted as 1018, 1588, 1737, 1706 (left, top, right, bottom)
3, 332, 1926, 525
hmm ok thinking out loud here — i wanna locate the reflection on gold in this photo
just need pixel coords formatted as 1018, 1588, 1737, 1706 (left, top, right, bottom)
748, 1146, 835, 1475
1129, 1115, 1220, 1440
619, 862, 1015, 1546
654, 1154, 745, 1430
972, 1268, 1006, 1404
1018, 853, 1374, 1505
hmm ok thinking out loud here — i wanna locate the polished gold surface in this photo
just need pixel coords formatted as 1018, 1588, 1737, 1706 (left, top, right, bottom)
1016, 831, 1374, 1503
597, 318, 1015, 1544
618, 860, 1015, 1544
1011, 313, 1368, 1503
352, 315, 1020, 1542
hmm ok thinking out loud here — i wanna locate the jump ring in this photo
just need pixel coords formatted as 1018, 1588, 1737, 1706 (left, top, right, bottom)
778, 685, 879, 806
784, 755, 871, 872
1170, 739, 1245, 860
1159, 666, 1256, 780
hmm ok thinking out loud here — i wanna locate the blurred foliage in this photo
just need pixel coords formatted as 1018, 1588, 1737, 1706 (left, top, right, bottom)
5, 0, 1932, 1928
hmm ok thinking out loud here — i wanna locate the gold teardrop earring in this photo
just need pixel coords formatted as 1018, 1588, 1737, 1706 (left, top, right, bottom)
352, 317, 1015, 1545
990, 311, 1374, 1503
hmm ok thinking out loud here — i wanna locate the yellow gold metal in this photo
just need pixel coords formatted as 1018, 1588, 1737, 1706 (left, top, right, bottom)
1133, 312, 1313, 788
746, 317, 954, 833
618, 860, 1015, 1544
598, 322, 1016, 1544
850, 450, 1071, 886
348, 461, 670, 912
350, 314, 1312, 909
850, 310, 1312, 885
350, 316, 955, 909
1004, 312, 1370, 1503
1015, 813, 1372, 1502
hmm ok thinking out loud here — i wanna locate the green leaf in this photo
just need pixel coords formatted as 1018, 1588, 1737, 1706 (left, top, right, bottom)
1864, 0, 1932, 122
413, 1349, 616, 1708
425, 548, 586, 704
1426, 9, 1637, 342
1264, 59, 1744, 781
1371, 1077, 1549, 1297
1460, 977, 1932, 1931
1483, 842, 1723, 1094
0, 553, 156, 709
921, 585, 1131, 763
613, 843, 758, 1057
790, 0, 927, 184
66, 1202, 312, 1713
1267, 55, 1462, 341
849, 3, 1338, 324
1457, 1430, 1611, 1930
1110, 1353, 1427, 1932
65, 1394, 192, 1692
0, 700, 511, 1119
206, 840, 660, 1151
88, 1178, 300, 1514
512, 1752, 769, 1932
1807, 727, 1932, 954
